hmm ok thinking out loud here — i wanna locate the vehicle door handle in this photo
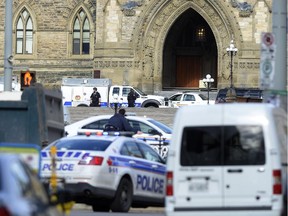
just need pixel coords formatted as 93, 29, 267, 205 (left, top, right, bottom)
227, 169, 242, 173
151, 164, 158, 169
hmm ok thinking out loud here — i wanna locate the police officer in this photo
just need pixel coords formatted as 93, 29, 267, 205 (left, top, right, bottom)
105, 108, 138, 133
127, 89, 137, 107
90, 87, 101, 107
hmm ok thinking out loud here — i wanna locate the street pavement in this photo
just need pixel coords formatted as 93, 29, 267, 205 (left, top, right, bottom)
72, 203, 164, 213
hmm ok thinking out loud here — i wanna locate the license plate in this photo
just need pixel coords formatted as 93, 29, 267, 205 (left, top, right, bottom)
189, 180, 208, 192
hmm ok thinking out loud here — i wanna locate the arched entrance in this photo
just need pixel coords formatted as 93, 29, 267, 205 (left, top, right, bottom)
162, 8, 217, 89
133, 1, 240, 93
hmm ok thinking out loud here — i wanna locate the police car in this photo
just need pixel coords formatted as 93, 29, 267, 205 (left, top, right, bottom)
167, 91, 215, 107
65, 115, 172, 158
40, 132, 166, 212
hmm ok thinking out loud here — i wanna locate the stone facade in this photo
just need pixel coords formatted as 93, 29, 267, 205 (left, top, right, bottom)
0, 0, 272, 92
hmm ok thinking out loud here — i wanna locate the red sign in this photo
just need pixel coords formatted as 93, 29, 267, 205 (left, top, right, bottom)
262, 32, 274, 47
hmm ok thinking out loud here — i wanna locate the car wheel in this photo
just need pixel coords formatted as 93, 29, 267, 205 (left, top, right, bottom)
92, 204, 110, 212
110, 178, 133, 212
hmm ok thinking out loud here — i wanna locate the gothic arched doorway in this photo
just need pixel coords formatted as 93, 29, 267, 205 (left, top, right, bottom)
162, 8, 217, 89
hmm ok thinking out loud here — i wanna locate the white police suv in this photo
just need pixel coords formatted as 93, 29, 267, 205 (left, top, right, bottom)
40, 132, 166, 212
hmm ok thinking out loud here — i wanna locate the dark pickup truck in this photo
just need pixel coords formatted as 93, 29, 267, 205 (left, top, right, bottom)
215, 88, 263, 103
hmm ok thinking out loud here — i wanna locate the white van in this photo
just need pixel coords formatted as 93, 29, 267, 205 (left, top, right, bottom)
165, 103, 287, 216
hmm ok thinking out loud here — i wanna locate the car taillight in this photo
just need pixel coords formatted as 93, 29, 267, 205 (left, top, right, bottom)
78, 156, 104, 165
0, 207, 11, 216
107, 158, 113, 166
273, 169, 282, 194
166, 171, 173, 196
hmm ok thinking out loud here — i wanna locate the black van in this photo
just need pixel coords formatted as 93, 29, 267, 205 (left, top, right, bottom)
215, 88, 263, 103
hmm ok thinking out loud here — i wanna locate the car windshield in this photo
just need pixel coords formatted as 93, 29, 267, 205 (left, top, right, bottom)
148, 119, 172, 134
133, 87, 147, 96
45, 139, 112, 151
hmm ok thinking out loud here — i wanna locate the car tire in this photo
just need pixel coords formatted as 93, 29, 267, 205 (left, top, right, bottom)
92, 204, 110, 212
110, 178, 133, 212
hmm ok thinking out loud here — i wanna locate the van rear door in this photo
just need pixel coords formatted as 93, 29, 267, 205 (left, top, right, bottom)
222, 124, 272, 209
175, 126, 224, 209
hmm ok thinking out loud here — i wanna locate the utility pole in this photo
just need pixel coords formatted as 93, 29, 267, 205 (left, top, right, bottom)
4, 0, 13, 91
272, 0, 287, 112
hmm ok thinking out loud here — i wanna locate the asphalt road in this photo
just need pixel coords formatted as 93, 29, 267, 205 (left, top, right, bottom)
70, 204, 164, 215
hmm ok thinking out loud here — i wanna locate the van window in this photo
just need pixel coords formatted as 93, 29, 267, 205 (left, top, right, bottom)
180, 126, 265, 166
181, 126, 221, 166
224, 126, 265, 165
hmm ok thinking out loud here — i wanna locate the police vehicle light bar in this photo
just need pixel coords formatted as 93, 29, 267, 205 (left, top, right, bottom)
77, 131, 134, 137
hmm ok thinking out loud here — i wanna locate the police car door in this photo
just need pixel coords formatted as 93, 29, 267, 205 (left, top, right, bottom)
137, 142, 166, 199
168, 93, 182, 108
122, 87, 131, 107
181, 93, 196, 106
124, 141, 164, 198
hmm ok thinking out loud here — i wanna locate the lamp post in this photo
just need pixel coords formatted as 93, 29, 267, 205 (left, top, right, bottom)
203, 74, 214, 104
226, 40, 238, 88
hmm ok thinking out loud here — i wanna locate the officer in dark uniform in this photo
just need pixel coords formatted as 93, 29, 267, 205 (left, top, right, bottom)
90, 87, 101, 107
127, 89, 137, 107
105, 109, 138, 133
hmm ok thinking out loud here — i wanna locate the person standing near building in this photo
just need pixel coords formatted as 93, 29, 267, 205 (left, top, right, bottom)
127, 89, 137, 107
90, 87, 101, 107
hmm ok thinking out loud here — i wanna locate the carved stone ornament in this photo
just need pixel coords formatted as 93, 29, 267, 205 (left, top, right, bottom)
230, 0, 253, 17
121, 0, 143, 16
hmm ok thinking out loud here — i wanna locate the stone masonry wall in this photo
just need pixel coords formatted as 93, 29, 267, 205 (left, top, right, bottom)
0, 0, 274, 90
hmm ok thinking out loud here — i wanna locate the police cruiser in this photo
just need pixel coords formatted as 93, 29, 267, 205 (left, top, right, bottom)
41, 132, 166, 212
65, 115, 172, 158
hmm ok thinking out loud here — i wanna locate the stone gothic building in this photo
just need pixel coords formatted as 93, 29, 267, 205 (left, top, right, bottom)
0, 0, 272, 93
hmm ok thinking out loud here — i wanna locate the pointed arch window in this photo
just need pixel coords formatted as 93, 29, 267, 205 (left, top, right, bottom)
16, 9, 33, 54
73, 9, 90, 55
